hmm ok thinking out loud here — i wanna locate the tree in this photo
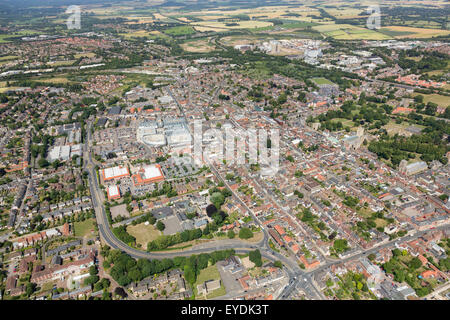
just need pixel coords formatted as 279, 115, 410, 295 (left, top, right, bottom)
274, 260, 283, 268
368, 253, 376, 261
156, 221, 165, 232
333, 239, 349, 254
38, 158, 49, 168
114, 287, 127, 298
249, 249, 262, 267
89, 265, 98, 276
409, 257, 422, 270
84, 275, 99, 286
227, 230, 235, 239
239, 228, 253, 239
26, 282, 36, 297
210, 192, 225, 209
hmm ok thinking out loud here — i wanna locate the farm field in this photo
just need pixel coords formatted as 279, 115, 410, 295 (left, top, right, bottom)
313, 24, 391, 40
119, 30, 167, 39
324, 7, 365, 19
380, 26, 450, 39
193, 20, 273, 32
180, 39, 216, 52
163, 25, 195, 36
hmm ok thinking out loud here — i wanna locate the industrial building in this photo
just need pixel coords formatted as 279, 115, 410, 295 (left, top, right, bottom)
47, 144, 82, 162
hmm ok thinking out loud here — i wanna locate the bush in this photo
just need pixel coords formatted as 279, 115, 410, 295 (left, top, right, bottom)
156, 221, 165, 231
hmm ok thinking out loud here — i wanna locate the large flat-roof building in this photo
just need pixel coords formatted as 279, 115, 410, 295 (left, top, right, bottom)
107, 185, 121, 201
47, 144, 83, 162
132, 164, 164, 186
101, 165, 130, 181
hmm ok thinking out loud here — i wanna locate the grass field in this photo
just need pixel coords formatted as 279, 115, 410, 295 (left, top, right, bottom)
311, 77, 334, 85
47, 60, 75, 67
127, 223, 161, 250
0, 55, 19, 61
412, 93, 450, 107
74, 218, 95, 237
244, 231, 264, 243
36, 77, 71, 84
330, 118, 355, 128
193, 264, 226, 299
74, 52, 96, 59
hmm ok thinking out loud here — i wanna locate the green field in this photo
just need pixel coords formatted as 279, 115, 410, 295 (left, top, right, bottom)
413, 93, 450, 108
312, 77, 334, 85
163, 25, 196, 36
193, 264, 226, 299
127, 222, 162, 250
74, 218, 95, 237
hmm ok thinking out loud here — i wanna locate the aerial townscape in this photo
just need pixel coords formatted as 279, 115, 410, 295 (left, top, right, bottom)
0, 0, 449, 303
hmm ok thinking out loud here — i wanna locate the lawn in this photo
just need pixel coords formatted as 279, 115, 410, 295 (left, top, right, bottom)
330, 118, 355, 128
244, 231, 264, 243
193, 264, 226, 299
312, 77, 334, 85
412, 93, 450, 108
74, 52, 96, 59
74, 218, 95, 237
127, 222, 162, 250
